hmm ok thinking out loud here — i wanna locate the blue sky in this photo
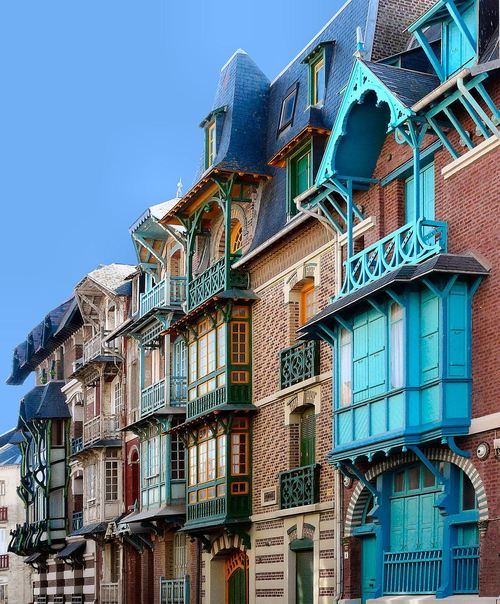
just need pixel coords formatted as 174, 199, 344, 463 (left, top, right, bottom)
0, 0, 343, 433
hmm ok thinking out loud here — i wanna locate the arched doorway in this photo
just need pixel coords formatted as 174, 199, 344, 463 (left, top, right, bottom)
225, 550, 248, 604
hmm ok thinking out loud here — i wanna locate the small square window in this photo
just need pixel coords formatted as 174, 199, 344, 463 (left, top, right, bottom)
278, 84, 298, 132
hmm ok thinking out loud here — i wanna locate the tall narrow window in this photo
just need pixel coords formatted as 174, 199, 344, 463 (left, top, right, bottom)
390, 304, 404, 389
230, 221, 243, 255
105, 460, 119, 501
340, 329, 352, 406
300, 282, 317, 325
171, 432, 185, 480
288, 143, 312, 216
300, 407, 316, 466
405, 162, 435, 222
206, 122, 216, 168
311, 55, 325, 105
189, 446, 197, 486
231, 432, 248, 475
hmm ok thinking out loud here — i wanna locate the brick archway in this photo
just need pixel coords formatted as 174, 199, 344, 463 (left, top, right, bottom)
344, 447, 489, 536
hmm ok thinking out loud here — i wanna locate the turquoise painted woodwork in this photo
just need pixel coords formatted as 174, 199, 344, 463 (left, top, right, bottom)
361, 535, 378, 603
405, 163, 435, 222
330, 277, 478, 462
443, 2, 477, 78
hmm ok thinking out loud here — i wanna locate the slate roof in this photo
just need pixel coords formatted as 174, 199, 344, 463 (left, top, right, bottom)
7, 297, 83, 386
54, 541, 86, 559
363, 61, 441, 108
0, 429, 21, 465
85, 264, 136, 295
70, 522, 108, 537
18, 382, 71, 428
129, 198, 179, 234
299, 254, 489, 338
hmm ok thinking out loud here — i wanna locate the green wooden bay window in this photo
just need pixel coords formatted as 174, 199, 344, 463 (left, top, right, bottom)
186, 305, 252, 419
186, 416, 251, 528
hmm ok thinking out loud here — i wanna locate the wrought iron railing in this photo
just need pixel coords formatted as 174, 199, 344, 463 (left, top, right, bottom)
141, 379, 166, 416
279, 341, 320, 390
100, 582, 119, 604
72, 511, 83, 532
140, 276, 187, 317
170, 376, 187, 406
453, 545, 479, 593
71, 437, 83, 455
279, 464, 320, 509
0, 554, 8, 569
336, 219, 448, 301
383, 549, 442, 594
83, 332, 118, 364
0, 507, 7, 522
187, 496, 226, 523
83, 415, 119, 446
160, 576, 189, 604
187, 256, 249, 312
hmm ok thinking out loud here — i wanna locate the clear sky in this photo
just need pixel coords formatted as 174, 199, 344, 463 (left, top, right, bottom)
0, 0, 344, 433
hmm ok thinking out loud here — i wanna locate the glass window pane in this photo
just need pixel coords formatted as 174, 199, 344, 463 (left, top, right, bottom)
423, 465, 435, 488
393, 471, 404, 493
340, 329, 352, 406
390, 304, 404, 389
279, 89, 297, 129
408, 466, 419, 490
462, 474, 476, 511
314, 59, 325, 104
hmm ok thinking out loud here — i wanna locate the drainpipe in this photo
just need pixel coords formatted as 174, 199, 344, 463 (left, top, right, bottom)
333, 468, 344, 603
457, 76, 500, 138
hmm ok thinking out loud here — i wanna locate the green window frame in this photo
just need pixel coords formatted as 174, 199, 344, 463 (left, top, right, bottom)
310, 52, 326, 106
206, 121, 216, 169
287, 141, 312, 216
299, 407, 316, 466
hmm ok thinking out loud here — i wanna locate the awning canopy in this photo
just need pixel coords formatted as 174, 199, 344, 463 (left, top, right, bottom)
54, 541, 86, 559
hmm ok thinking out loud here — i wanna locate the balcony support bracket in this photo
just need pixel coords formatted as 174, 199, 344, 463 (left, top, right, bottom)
445, 436, 471, 458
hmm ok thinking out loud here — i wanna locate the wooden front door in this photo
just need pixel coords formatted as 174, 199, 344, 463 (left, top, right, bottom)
225, 550, 248, 604
361, 535, 377, 604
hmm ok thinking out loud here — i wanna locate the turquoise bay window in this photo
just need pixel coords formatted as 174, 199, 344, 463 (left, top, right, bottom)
332, 276, 478, 459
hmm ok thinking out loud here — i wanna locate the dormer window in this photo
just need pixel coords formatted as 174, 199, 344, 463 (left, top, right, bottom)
278, 84, 298, 133
206, 121, 216, 168
287, 140, 312, 216
310, 54, 325, 105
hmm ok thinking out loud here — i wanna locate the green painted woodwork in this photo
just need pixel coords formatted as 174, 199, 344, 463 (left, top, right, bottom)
140, 276, 186, 317
279, 464, 320, 509
300, 409, 316, 467
330, 277, 479, 462
287, 140, 312, 216
227, 567, 246, 604
296, 549, 314, 604
279, 340, 320, 390
187, 383, 251, 419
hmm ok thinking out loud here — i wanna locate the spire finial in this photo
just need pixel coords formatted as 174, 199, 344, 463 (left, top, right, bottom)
176, 178, 183, 198
354, 26, 365, 58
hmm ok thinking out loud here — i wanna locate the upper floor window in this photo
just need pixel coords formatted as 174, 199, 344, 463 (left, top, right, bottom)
405, 162, 435, 222
279, 84, 298, 132
230, 221, 243, 255
206, 121, 216, 168
310, 54, 325, 106
0, 481, 5, 496
105, 458, 119, 502
288, 142, 312, 216
300, 282, 317, 325
299, 407, 316, 466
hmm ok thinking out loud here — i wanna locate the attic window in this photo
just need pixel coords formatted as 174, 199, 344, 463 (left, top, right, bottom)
310, 53, 325, 106
279, 84, 299, 133
206, 121, 216, 168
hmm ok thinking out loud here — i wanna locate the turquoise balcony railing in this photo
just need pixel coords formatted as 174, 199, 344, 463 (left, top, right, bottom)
384, 549, 442, 594
279, 464, 320, 509
280, 341, 320, 390
453, 545, 479, 593
336, 219, 447, 300
141, 377, 187, 418
72, 511, 83, 532
160, 576, 189, 604
140, 276, 186, 317
187, 256, 249, 312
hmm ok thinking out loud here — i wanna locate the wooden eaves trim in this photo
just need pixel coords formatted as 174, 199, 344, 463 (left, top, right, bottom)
268, 126, 331, 168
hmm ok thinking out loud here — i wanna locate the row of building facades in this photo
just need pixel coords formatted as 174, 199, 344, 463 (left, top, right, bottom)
3, 0, 500, 602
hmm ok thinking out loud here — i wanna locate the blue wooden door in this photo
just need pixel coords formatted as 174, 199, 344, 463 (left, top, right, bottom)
361, 535, 377, 603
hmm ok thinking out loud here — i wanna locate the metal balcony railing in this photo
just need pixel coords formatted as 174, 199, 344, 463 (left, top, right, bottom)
140, 276, 187, 317
0, 554, 8, 569
160, 576, 189, 604
187, 497, 226, 523
83, 332, 118, 364
453, 545, 479, 593
0, 507, 7, 522
336, 219, 448, 301
187, 256, 249, 312
279, 464, 320, 509
279, 340, 320, 390
71, 437, 83, 455
384, 549, 443, 594
100, 583, 119, 604
83, 415, 119, 446
72, 511, 83, 532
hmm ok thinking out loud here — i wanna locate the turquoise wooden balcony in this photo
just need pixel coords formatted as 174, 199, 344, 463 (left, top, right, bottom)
279, 464, 320, 509
160, 576, 189, 604
141, 376, 187, 418
139, 276, 186, 317
187, 383, 250, 420
335, 219, 447, 301
187, 256, 249, 312
279, 341, 320, 390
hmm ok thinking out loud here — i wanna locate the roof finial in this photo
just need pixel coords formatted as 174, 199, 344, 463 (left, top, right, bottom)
176, 178, 183, 198
354, 26, 365, 59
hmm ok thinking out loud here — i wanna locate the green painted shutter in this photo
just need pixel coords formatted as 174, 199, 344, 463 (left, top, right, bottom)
227, 567, 246, 604
296, 549, 314, 604
296, 152, 310, 197
300, 408, 316, 466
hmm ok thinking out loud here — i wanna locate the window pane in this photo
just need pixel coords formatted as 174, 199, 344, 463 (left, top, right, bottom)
279, 88, 297, 129
217, 325, 226, 368
217, 435, 226, 478
422, 465, 435, 488
313, 58, 325, 104
208, 439, 216, 481
393, 471, 404, 493
189, 447, 197, 486
231, 322, 248, 365
340, 329, 352, 406
390, 304, 404, 389
462, 474, 476, 511
408, 466, 419, 490
231, 433, 247, 475
208, 331, 216, 374
198, 442, 207, 483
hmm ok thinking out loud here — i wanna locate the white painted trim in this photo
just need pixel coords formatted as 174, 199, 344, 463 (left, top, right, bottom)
251, 500, 333, 523
441, 136, 500, 179
469, 411, 500, 435
254, 372, 331, 409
